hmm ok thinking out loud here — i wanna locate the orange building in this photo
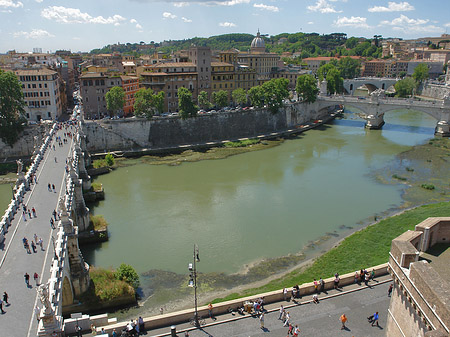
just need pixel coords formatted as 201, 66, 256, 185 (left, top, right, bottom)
121, 75, 139, 116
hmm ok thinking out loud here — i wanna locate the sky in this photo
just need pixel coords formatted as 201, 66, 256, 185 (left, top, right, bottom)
1, 0, 450, 53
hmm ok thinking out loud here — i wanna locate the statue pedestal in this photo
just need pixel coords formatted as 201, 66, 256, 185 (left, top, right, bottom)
37, 314, 63, 336
435, 121, 450, 137
365, 114, 385, 129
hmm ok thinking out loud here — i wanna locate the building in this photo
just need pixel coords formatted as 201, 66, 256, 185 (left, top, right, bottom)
362, 60, 392, 77
80, 72, 122, 118
140, 62, 197, 112
15, 67, 64, 121
237, 31, 279, 84
270, 66, 309, 90
387, 217, 450, 337
211, 61, 235, 100
121, 75, 139, 116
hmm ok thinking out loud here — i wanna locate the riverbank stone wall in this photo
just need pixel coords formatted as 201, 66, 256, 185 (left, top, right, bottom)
83, 101, 328, 153
0, 125, 48, 160
421, 83, 450, 100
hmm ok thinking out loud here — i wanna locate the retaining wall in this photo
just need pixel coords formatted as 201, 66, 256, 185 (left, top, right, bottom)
421, 84, 450, 100
83, 101, 332, 153
0, 124, 49, 160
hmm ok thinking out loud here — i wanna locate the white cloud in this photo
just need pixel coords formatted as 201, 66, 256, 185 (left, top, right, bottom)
219, 22, 236, 27
307, 21, 314, 24
307, 0, 341, 13
445, 23, 450, 28
35, 0, 43, 3
253, 3, 279, 12
14, 29, 54, 39
182, 17, 192, 23
207, 0, 249, 5
136, 23, 143, 29
381, 14, 427, 26
0, 0, 23, 8
163, 12, 177, 19
334, 16, 370, 29
368, 1, 414, 12
173, 2, 189, 6
41, 6, 126, 25
380, 14, 444, 34
130, 18, 137, 24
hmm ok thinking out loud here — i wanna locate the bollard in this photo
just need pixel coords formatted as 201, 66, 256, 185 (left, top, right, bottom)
171, 325, 176, 337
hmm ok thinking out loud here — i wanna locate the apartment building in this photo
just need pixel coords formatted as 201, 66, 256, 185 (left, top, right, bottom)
121, 75, 139, 116
15, 67, 63, 121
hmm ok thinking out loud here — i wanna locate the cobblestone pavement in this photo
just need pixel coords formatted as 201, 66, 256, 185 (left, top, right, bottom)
0, 128, 73, 337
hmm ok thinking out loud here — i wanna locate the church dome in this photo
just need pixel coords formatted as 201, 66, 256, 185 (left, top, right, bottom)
251, 31, 265, 49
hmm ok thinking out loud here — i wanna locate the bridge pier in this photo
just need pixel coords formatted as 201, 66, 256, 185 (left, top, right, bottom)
365, 114, 385, 129
435, 121, 450, 137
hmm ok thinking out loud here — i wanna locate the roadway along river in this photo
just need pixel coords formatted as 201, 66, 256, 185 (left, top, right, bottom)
81, 108, 437, 278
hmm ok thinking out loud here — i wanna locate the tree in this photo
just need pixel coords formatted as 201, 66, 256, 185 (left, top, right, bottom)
317, 63, 336, 81
0, 70, 26, 147
105, 153, 115, 166
105, 86, 125, 116
115, 263, 139, 289
247, 85, 265, 108
211, 90, 228, 108
326, 67, 343, 94
178, 87, 197, 118
412, 63, 429, 83
337, 57, 361, 79
261, 78, 289, 114
134, 88, 165, 119
394, 78, 416, 98
296, 74, 319, 103
232, 88, 247, 106
197, 91, 211, 110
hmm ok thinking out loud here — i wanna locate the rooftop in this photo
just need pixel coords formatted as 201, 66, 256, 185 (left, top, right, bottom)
14, 67, 57, 75
420, 243, 450, 282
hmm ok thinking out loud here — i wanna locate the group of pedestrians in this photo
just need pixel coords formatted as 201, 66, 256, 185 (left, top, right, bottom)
354, 268, 375, 286
23, 272, 40, 288
21, 204, 37, 222
22, 235, 44, 254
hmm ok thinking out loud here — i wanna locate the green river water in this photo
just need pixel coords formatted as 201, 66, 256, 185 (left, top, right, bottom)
0, 109, 440, 314
81, 109, 437, 277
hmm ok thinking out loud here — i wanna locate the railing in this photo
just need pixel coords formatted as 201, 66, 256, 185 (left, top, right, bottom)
0, 124, 57, 246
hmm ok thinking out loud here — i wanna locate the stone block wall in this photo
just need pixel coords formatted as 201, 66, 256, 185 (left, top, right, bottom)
421, 84, 450, 100
0, 125, 48, 159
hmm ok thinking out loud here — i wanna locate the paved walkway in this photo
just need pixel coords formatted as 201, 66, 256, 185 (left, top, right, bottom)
88, 275, 392, 337
0, 127, 74, 337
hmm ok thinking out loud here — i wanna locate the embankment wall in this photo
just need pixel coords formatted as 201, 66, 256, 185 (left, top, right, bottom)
0, 125, 49, 160
82, 101, 334, 153
420, 84, 450, 100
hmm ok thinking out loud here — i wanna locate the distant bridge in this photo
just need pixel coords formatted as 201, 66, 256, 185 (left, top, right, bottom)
343, 77, 399, 95
316, 94, 450, 133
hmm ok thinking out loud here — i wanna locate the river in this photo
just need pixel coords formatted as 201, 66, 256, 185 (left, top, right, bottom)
0, 108, 439, 315
80, 109, 436, 276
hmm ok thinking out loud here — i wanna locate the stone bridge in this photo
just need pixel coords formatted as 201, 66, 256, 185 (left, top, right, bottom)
343, 77, 399, 95
0, 122, 92, 336
316, 94, 450, 135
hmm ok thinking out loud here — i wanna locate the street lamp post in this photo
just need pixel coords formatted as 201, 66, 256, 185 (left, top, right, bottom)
51, 235, 57, 260
188, 244, 200, 327
10, 183, 14, 200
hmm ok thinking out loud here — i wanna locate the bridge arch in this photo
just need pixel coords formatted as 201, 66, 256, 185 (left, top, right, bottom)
62, 275, 74, 307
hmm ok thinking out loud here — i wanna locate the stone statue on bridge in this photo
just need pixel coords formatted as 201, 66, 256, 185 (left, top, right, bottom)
58, 196, 67, 216
16, 159, 23, 174
37, 283, 53, 316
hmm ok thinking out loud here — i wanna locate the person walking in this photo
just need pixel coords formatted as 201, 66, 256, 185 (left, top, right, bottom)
293, 325, 300, 337
52, 184, 55, 192
259, 312, 265, 329
31, 241, 37, 253
32, 207, 36, 217
34, 272, 39, 286
0, 298, 5, 314
388, 284, 393, 297
3, 292, 9, 305
24, 273, 30, 287
52, 210, 57, 221
34, 305, 40, 322
283, 287, 288, 300
368, 312, 379, 326
319, 277, 324, 293
340, 313, 348, 330
38, 238, 44, 251
48, 183, 51, 191
283, 311, 290, 327
279, 304, 285, 320
34, 233, 38, 243
22, 211, 27, 222
50, 218, 55, 229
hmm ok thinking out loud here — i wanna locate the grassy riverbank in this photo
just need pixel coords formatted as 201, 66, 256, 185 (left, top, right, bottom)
212, 200, 450, 303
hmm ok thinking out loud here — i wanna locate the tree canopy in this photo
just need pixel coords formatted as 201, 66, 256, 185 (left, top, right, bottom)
394, 77, 416, 98
105, 86, 125, 116
247, 78, 289, 113
296, 74, 319, 103
212, 90, 228, 108
133, 88, 164, 119
232, 88, 247, 106
412, 63, 429, 83
115, 263, 139, 289
178, 87, 197, 118
0, 70, 26, 146
197, 91, 211, 110
326, 67, 344, 94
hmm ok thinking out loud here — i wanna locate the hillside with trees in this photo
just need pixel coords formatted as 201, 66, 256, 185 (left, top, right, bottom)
90, 32, 382, 59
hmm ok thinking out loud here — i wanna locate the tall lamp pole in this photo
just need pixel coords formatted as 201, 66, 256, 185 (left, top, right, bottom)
188, 244, 200, 327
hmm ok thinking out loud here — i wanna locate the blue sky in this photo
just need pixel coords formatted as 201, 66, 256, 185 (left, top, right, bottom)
1, 0, 449, 53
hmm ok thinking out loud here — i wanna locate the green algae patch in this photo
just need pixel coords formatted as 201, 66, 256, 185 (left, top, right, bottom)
211, 200, 450, 303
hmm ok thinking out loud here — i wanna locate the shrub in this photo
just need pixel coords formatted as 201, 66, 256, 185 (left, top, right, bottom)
90, 214, 108, 231
224, 139, 260, 148
89, 267, 134, 302
116, 263, 140, 289
105, 153, 115, 166
421, 184, 435, 190
392, 174, 407, 181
